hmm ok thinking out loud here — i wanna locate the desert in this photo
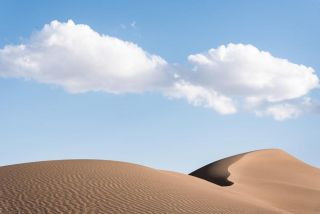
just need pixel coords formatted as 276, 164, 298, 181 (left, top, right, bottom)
1, 149, 319, 213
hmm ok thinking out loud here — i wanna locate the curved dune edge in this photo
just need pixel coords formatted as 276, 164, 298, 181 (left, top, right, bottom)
189, 152, 248, 186
191, 149, 320, 214
228, 149, 320, 214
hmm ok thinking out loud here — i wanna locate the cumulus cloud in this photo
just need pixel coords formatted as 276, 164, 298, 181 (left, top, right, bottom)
0, 20, 318, 120
186, 43, 319, 120
0, 20, 169, 93
188, 43, 318, 102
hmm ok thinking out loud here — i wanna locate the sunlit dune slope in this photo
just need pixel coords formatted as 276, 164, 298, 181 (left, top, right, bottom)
0, 159, 283, 213
191, 149, 320, 214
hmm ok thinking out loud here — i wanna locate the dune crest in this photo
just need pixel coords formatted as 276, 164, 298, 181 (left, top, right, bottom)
191, 149, 320, 214
229, 149, 320, 214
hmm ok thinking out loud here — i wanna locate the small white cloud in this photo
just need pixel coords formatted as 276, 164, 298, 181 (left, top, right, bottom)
166, 81, 237, 114
254, 96, 317, 120
256, 103, 301, 120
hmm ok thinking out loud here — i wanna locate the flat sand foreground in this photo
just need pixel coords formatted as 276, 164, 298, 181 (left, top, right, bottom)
1, 149, 319, 213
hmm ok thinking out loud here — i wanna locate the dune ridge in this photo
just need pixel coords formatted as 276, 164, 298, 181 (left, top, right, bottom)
229, 149, 320, 214
1, 149, 319, 213
191, 149, 320, 214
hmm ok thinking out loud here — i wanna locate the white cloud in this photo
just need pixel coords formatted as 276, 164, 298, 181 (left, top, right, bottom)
256, 103, 301, 121
188, 43, 318, 102
166, 81, 237, 114
186, 43, 319, 119
0, 20, 169, 93
0, 21, 318, 120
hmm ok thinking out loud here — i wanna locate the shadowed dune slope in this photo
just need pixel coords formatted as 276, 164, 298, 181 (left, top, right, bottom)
191, 149, 320, 214
190, 153, 247, 186
0, 159, 285, 214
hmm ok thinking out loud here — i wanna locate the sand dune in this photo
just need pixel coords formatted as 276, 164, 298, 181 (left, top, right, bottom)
0, 149, 319, 213
191, 149, 320, 214
228, 149, 320, 214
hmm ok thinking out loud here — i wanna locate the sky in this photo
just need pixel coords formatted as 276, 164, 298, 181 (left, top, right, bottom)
0, 0, 319, 173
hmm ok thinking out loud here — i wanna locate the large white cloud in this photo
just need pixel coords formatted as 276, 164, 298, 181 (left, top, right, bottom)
0, 20, 318, 120
0, 20, 169, 93
185, 43, 319, 119
188, 43, 318, 102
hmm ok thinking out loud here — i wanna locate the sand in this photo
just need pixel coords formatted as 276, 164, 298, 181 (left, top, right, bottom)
0, 149, 319, 213
191, 149, 320, 214
190, 153, 247, 186
228, 149, 320, 214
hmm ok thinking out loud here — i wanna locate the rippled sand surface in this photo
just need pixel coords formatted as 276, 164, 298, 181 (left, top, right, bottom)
1, 149, 319, 213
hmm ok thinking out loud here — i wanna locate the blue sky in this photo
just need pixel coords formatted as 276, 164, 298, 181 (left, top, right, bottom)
0, 0, 319, 172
